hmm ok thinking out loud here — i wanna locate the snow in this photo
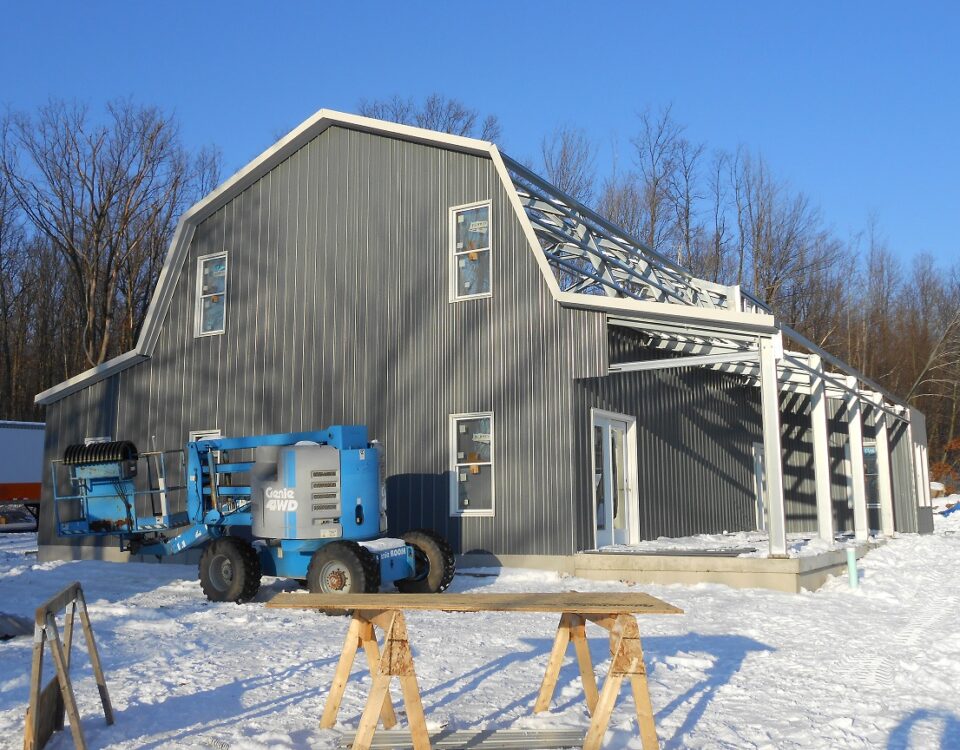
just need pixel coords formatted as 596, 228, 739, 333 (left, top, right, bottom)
2, 520, 960, 750
602, 530, 849, 558
933, 492, 960, 514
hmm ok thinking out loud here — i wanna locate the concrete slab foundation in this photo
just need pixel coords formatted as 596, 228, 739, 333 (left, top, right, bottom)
459, 544, 880, 594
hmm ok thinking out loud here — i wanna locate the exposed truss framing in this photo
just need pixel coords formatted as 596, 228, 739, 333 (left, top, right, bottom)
504, 157, 754, 312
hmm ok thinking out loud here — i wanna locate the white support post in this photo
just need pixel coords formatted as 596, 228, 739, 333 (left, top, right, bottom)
846, 376, 870, 542
759, 336, 787, 557
871, 393, 896, 537
808, 355, 834, 543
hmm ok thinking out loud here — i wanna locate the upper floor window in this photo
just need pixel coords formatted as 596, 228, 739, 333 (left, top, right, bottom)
196, 252, 227, 336
450, 201, 491, 301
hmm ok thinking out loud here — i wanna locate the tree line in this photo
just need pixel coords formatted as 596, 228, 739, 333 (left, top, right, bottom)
533, 106, 960, 486
1, 96, 958, 487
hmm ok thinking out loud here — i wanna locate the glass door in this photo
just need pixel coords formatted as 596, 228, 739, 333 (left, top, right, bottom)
592, 412, 634, 548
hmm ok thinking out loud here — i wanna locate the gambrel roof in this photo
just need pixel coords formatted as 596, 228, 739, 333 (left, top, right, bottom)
35, 109, 905, 417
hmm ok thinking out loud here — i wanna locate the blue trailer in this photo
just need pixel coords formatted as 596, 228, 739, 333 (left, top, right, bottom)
50, 427, 455, 602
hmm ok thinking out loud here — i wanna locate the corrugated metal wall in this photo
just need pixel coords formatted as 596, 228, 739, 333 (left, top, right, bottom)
37, 123, 923, 559
39, 126, 609, 558
779, 392, 818, 533
889, 418, 919, 532
827, 397, 855, 532
570, 327, 764, 546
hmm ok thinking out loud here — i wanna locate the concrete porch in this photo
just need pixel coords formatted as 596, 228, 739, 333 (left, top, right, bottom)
459, 539, 880, 594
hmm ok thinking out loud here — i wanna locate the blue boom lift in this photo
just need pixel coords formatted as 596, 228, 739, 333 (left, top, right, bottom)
51, 427, 455, 602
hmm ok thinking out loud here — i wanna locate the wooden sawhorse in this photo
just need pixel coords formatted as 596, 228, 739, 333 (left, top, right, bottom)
267, 592, 682, 750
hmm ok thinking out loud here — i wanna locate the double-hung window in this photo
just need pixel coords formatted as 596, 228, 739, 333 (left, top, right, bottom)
450, 201, 492, 300
450, 412, 494, 516
196, 252, 228, 336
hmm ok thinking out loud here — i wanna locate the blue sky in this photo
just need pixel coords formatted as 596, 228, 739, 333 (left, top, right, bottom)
2, 2, 958, 266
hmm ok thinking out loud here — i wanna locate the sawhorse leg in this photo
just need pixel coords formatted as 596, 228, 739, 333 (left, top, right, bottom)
535, 613, 599, 715
583, 614, 658, 750
320, 614, 397, 730
320, 609, 430, 750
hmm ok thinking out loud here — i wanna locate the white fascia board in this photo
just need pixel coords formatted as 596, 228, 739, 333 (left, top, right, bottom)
488, 147, 564, 300
558, 292, 778, 336
35, 351, 148, 405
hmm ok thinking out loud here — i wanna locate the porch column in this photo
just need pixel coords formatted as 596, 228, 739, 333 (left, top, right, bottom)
846, 376, 870, 542
759, 336, 787, 557
871, 393, 896, 537
808, 355, 834, 543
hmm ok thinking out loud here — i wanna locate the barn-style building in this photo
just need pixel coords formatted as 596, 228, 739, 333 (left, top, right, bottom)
36, 110, 933, 570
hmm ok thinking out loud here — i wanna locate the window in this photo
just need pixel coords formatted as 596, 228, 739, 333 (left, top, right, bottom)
450, 201, 491, 300
450, 412, 494, 516
189, 429, 222, 443
196, 252, 228, 336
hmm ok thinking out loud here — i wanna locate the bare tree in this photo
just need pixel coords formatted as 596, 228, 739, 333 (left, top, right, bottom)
706, 150, 732, 284
631, 106, 682, 253
357, 94, 502, 142
668, 136, 705, 268
597, 169, 645, 240
540, 126, 596, 205
1, 100, 218, 367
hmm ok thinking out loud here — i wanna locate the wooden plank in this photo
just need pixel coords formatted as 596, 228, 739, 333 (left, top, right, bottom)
359, 621, 397, 729
23, 624, 45, 750
267, 592, 682, 615
399, 675, 431, 750
320, 615, 363, 729
353, 674, 392, 750
582, 671, 623, 750
44, 614, 85, 750
76, 593, 113, 725
569, 616, 599, 715
34, 583, 82, 626
629, 675, 659, 750
534, 613, 572, 713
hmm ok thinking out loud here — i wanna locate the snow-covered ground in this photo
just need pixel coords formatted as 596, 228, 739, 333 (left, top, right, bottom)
2, 518, 960, 750
601, 530, 850, 558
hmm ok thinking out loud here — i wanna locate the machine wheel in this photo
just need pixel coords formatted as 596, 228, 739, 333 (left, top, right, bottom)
396, 529, 456, 594
356, 545, 382, 593
199, 537, 262, 603
306, 541, 370, 595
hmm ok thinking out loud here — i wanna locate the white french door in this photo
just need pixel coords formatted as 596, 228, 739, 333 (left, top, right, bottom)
591, 410, 638, 548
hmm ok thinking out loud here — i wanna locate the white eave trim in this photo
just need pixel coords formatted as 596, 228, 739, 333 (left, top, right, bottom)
35, 350, 149, 405
558, 292, 778, 336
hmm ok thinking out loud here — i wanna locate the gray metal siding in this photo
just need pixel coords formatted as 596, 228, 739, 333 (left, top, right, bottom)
779, 392, 818, 533
39, 126, 608, 557
572, 327, 764, 545
827, 397, 855, 532
889, 419, 919, 533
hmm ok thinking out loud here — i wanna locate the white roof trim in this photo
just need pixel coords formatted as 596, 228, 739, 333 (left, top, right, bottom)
35, 350, 148, 405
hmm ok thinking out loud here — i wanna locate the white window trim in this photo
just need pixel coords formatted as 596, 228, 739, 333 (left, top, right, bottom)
189, 429, 222, 443
449, 411, 495, 517
195, 251, 228, 337
448, 200, 493, 302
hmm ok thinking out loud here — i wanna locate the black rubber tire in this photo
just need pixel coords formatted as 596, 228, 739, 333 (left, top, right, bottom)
396, 529, 456, 594
198, 537, 262, 603
356, 545, 381, 593
306, 541, 369, 594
